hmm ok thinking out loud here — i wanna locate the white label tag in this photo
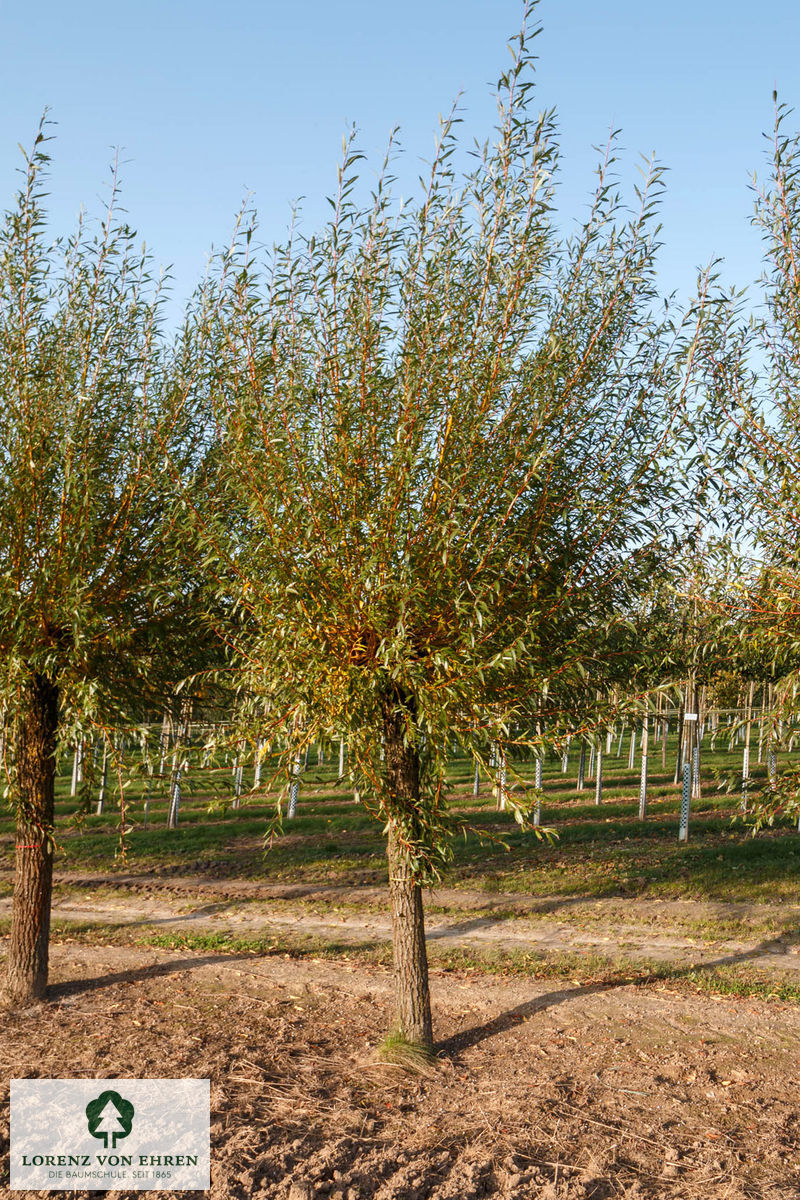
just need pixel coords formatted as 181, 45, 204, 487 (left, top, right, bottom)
684, 713, 698, 721
10, 1079, 210, 1191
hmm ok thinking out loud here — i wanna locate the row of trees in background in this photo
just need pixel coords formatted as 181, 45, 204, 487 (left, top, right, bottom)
2, 4, 800, 1053
53, 684, 800, 827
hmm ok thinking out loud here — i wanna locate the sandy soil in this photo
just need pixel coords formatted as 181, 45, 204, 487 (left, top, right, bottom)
1, 925, 800, 1197
2, 872, 800, 976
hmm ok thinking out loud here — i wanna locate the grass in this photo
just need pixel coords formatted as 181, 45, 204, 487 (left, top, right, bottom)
2, 730, 799, 906
19, 918, 800, 1009
376, 1031, 438, 1075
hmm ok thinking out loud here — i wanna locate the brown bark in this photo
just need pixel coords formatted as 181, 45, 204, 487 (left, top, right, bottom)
4, 674, 59, 1007
381, 689, 433, 1052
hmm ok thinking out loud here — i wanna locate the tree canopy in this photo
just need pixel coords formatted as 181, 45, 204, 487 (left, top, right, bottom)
187, 10, 704, 1047
0, 125, 206, 1005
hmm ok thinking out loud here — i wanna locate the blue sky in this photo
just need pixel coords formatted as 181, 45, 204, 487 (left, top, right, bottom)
1, 1, 798, 315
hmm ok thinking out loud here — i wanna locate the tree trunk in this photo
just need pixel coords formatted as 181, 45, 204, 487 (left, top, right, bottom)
5, 674, 59, 1007
577, 741, 586, 791
381, 690, 433, 1052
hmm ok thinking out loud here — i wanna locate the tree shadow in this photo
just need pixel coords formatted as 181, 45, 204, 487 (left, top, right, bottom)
426, 916, 507, 941
435, 980, 616, 1056
109, 900, 248, 925
47, 951, 257, 999
44, 933, 390, 1001
435, 933, 798, 1058
424, 889, 602, 919
45, 869, 387, 906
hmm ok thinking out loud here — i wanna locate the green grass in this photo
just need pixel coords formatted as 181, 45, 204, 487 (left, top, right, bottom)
25, 919, 800, 1008
377, 1030, 438, 1074
3, 730, 799, 1019
2, 731, 799, 906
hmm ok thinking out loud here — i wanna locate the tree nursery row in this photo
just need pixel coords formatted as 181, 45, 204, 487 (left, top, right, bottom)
3, 4, 800, 1055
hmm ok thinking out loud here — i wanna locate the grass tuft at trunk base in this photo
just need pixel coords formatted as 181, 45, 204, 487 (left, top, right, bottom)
376, 1029, 438, 1076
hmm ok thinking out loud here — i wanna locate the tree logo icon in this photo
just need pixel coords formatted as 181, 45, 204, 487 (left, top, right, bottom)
85, 1090, 135, 1149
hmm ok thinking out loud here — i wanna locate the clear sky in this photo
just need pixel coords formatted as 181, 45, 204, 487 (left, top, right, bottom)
1, 1, 798, 317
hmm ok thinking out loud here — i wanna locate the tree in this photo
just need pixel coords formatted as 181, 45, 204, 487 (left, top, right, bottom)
0, 126, 202, 1006
193, 5, 699, 1052
701, 99, 800, 824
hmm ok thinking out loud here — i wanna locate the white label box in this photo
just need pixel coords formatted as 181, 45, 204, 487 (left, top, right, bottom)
10, 1079, 210, 1191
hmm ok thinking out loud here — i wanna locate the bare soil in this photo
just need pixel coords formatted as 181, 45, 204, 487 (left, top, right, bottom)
2, 877, 800, 1197
3, 872, 800, 974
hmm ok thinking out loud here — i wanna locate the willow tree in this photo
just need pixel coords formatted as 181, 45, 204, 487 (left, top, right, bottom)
196, 6, 698, 1052
702, 100, 800, 826
0, 128, 202, 1007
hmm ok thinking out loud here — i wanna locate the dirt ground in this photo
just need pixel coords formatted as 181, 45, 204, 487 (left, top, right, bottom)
4, 871, 800, 975
2, 924, 800, 1199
